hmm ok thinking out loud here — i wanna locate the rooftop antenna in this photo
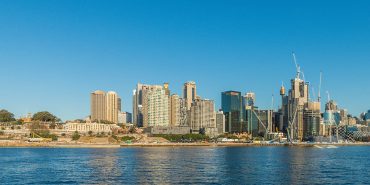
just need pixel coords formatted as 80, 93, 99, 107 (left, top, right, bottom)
292, 52, 301, 80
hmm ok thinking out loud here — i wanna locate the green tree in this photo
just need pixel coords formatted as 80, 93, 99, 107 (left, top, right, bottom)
32, 111, 60, 123
88, 130, 93, 136
72, 131, 80, 141
0, 109, 16, 122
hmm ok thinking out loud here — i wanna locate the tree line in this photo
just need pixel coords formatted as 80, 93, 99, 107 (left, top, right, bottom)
0, 109, 60, 123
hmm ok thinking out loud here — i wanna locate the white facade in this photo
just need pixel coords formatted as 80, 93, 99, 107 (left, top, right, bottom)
63, 122, 120, 133
142, 85, 170, 127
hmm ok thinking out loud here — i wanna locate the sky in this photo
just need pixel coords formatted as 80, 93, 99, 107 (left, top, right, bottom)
0, 0, 369, 121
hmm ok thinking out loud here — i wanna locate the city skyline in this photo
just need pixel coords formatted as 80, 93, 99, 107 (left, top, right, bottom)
1, 0, 370, 120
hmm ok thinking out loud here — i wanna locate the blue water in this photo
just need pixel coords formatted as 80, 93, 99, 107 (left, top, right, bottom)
0, 146, 369, 185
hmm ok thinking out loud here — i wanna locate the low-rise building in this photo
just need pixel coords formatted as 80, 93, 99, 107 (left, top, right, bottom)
146, 126, 191, 135
63, 122, 120, 134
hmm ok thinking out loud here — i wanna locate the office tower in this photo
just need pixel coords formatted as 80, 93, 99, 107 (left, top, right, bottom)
170, 94, 180, 126
244, 92, 256, 107
254, 109, 273, 135
216, 111, 225, 134
325, 100, 338, 111
170, 94, 187, 126
279, 84, 289, 132
142, 85, 170, 127
183, 81, 197, 110
288, 76, 309, 141
133, 83, 150, 127
280, 69, 309, 141
221, 91, 245, 133
91, 90, 106, 122
244, 92, 259, 136
340, 109, 349, 125
91, 90, 119, 123
106, 91, 119, 123
118, 98, 122, 112
164, 82, 171, 126
188, 99, 216, 133
303, 102, 321, 139
246, 106, 259, 136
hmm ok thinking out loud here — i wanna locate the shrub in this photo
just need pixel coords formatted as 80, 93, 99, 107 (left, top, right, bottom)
72, 131, 80, 141
121, 136, 135, 142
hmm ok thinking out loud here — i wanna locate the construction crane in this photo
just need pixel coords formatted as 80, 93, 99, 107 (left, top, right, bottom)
292, 52, 301, 80
287, 104, 299, 143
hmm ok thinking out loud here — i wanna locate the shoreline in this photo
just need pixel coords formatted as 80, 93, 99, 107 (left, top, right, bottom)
1, 142, 369, 148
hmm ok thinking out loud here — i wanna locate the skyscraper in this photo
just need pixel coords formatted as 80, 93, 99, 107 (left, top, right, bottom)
221, 91, 245, 133
244, 92, 259, 136
141, 85, 170, 127
183, 81, 197, 110
91, 90, 106, 122
106, 91, 119, 123
188, 98, 216, 133
170, 94, 187, 126
216, 111, 225, 134
133, 83, 151, 127
118, 97, 122, 112
91, 90, 119, 123
244, 92, 255, 107
303, 102, 321, 139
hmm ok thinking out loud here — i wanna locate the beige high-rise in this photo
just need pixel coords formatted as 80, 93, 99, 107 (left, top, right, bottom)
188, 99, 216, 132
90, 90, 119, 123
183, 81, 196, 110
106, 91, 119, 123
91, 90, 106, 122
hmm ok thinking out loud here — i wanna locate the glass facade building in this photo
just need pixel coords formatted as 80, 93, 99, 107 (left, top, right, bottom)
221, 91, 246, 133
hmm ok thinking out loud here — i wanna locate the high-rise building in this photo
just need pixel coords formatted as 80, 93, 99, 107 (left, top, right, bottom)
216, 111, 225, 134
118, 98, 122, 112
188, 99, 216, 133
91, 90, 119, 123
340, 109, 348, 125
170, 94, 188, 126
255, 109, 274, 135
183, 81, 197, 110
303, 102, 321, 139
133, 83, 151, 127
106, 91, 119, 123
142, 85, 170, 127
246, 106, 259, 136
325, 100, 338, 111
244, 92, 255, 107
91, 90, 106, 122
280, 70, 309, 141
221, 91, 245, 133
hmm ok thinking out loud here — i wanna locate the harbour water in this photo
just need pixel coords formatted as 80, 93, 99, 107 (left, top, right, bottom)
0, 146, 369, 184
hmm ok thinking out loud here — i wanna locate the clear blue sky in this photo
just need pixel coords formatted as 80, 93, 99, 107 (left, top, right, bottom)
0, 0, 369, 120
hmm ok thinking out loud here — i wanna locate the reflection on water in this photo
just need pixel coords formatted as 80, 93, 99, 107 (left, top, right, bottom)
85, 149, 122, 184
0, 146, 369, 184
